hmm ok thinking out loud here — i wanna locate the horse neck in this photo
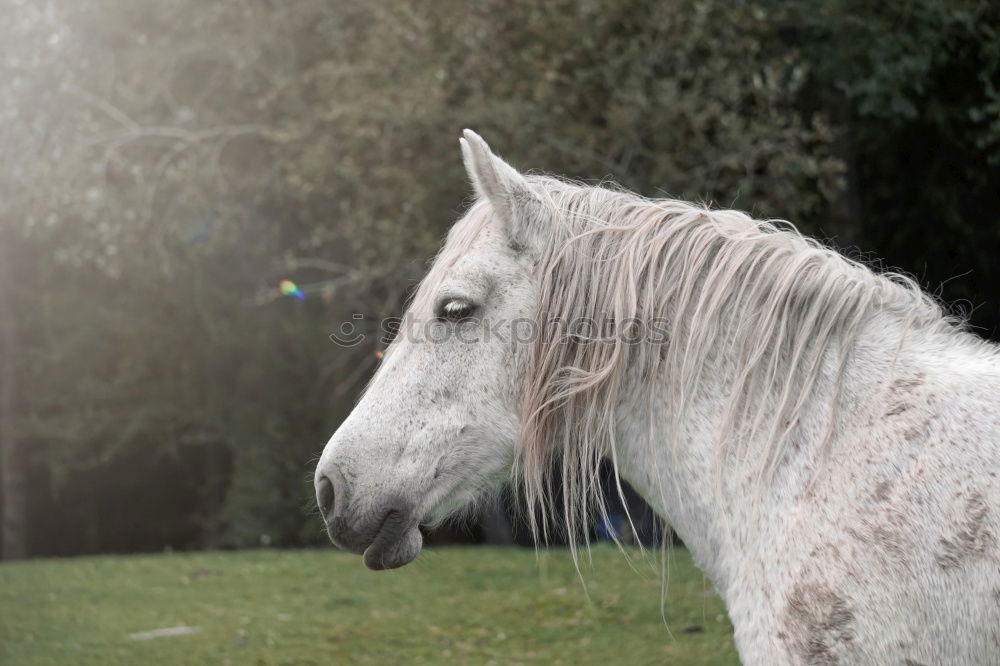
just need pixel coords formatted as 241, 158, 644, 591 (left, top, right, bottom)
611, 308, 921, 597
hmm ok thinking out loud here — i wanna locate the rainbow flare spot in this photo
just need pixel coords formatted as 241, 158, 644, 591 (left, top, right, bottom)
279, 279, 305, 300
374, 349, 385, 360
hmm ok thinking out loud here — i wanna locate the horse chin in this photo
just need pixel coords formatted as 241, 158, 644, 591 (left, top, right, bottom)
362, 524, 423, 570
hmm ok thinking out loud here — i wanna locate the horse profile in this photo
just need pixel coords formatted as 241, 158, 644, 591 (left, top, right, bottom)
315, 131, 1000, 665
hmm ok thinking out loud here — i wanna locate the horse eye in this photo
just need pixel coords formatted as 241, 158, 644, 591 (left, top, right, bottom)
438, 298, 475, 321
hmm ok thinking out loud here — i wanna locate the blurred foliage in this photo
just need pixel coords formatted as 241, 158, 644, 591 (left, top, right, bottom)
0, 0, 997, 555
777, 0, 1000, 319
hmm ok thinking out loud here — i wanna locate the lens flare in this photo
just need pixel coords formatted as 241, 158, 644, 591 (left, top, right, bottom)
279, 279, 305, 300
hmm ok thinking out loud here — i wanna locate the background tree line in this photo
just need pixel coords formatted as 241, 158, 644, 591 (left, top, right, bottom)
1, 0, 997, 558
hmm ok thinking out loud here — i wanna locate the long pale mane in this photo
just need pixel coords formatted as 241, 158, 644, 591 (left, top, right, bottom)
414, 176, 966, 548
517, 178, 967, 548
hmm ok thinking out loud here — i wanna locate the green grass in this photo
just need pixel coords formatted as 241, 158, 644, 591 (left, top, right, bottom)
0, 545, 737, 665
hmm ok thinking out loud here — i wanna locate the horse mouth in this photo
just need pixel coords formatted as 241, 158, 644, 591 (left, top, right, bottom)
362, 522, 422, 570
325, 504, 423, 570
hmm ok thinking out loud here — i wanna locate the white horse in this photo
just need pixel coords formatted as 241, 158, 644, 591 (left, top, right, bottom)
315, 130, 1000, 665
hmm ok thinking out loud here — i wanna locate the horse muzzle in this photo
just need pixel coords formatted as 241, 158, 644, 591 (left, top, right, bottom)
315, 467, 423, 570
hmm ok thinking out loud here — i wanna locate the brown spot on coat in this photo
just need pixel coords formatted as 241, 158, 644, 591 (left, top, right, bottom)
783, 583, 855, 666
935, 492, 995, 570
846, 507, 912, 572
873, 480, 893, 502
884, 372, 928, 420
889, 373, 925, 393
885, 402, 913, 417
902, 420, 931, 443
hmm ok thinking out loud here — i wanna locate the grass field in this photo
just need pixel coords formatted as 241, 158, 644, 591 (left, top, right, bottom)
0, 545, 737, 665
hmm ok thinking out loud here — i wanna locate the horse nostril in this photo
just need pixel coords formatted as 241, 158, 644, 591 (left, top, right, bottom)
317, 476, 335, 519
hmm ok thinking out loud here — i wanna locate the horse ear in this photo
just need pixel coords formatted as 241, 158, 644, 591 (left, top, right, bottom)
459, 129, 545, 252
